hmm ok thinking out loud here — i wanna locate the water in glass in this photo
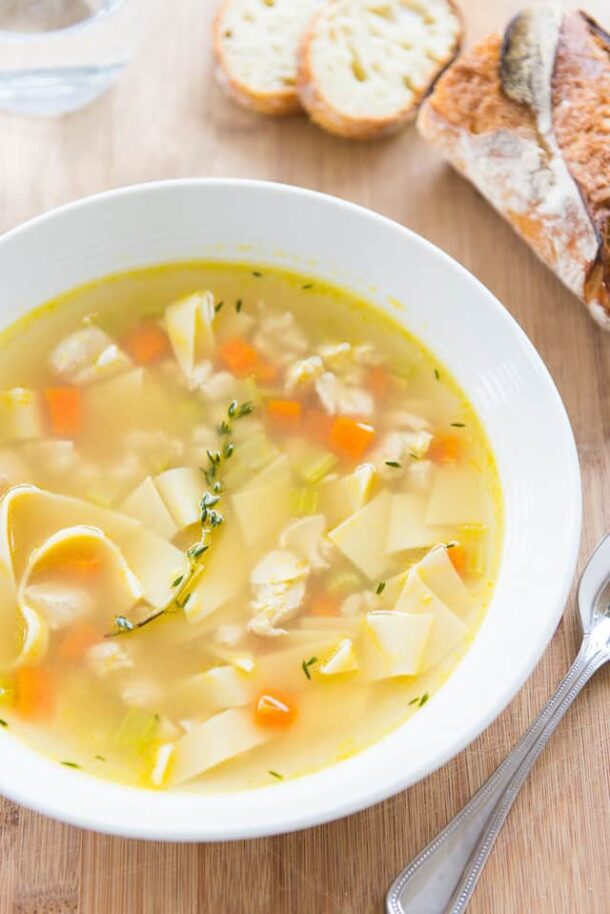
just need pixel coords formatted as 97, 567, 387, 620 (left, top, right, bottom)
0, 0, 140, 115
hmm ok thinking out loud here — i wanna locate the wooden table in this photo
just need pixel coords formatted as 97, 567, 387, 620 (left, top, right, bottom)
1, 1, 609, 911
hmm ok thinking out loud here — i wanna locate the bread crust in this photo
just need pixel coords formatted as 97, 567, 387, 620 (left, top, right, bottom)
417, 9, 610, 325
213, 1, 303, 117
297, 1, 463, 141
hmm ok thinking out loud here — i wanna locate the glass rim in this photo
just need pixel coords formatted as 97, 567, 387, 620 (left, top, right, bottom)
0, 0, 127, 41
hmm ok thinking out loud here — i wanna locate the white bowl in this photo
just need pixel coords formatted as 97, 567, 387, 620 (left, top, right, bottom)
0, 180, 581, 841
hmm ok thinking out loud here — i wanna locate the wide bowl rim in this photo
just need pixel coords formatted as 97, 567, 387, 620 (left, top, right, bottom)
0, 178, 582, 841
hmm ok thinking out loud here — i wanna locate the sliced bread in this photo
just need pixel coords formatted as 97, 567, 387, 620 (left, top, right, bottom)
297, 0, 463, 139
417, 7, 610, 326
214, 0, 323, 116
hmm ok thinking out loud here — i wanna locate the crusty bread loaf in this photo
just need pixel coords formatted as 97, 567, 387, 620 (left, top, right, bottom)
417, 6, 610, 327
297, 0, 463, 140
213, 0, 323, 116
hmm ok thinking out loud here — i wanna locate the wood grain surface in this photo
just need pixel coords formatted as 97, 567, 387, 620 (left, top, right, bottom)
0, 1, 609, 911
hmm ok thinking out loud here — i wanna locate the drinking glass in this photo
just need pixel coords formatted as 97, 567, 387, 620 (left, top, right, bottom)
0, 0, 141, 116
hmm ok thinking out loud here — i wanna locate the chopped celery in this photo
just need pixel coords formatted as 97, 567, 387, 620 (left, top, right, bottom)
294, 445, 338, 485
177, 399, 204, 426
241, 432, 279, 472
290, 487, 319, 516
223, 432, 279, 489
85, 479, 123, 509
324, 568, 363, 596
114, 708, 159, 755
221, 460, 251, 491
243, 377, 275, 406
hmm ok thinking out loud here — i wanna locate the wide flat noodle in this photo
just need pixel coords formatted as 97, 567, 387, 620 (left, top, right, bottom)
164, 291, 216, 381
19, 525, 143, 620
0, 486, 144, 668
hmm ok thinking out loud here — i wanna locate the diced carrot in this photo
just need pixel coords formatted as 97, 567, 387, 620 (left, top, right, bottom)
219, 338, 278, 383
266, 399, 302, 428
58, 624, 101, 661
45, 545, 102, 579
329, 416, 375, 460
254, 691, 298, 729
65, 554, 102, 577
255, 360, 279, 384
303, 409, 334, 444
429, 434, 462, 464
124, 322, 170, 365
16, 666, 56, 721
448, 544, 467, 577
43, 388, 81, 437
310, 594, 341, 617
366, 367, 392, 400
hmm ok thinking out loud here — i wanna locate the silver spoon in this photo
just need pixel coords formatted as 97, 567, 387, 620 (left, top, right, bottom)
387, 534, 610, 914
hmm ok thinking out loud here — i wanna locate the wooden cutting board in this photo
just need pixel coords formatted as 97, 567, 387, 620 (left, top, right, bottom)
0, 1, 608, 911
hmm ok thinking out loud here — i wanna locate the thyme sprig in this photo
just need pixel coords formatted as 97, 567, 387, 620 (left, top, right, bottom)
107, 399, 254, 637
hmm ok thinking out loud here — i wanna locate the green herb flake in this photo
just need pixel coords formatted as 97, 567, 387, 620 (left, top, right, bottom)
61, 761, 81, 769
376, 581, 386, 595
94, 755, 107, 762
268, 770, 284, 780
301, 656, 318, 680
408, 452, 420, 461
302, 283, 314, 290
0, 718, 7, 728
450, 422, 466, 428
188, 543, 208, 560
408, 697, 420, 706
235, 299, 243, 313
385, 460, 402, 468
238, 401, 254, 418
434, 368, 440, 380
419, 692, 429, 707
171, 575, 184, 588
252, 271, 263, 278
114, 615, 134, 633
215, 300, 224, 313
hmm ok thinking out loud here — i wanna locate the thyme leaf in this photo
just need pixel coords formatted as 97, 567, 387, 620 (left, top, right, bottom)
301, 656, 318, 680
106, 399, 254, 637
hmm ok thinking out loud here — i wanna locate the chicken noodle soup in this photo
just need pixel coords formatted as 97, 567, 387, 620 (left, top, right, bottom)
0, 264, 502, 790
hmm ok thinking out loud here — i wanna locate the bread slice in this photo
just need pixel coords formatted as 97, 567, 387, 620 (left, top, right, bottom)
297, 0, 463, 140
417, 6, 610, 327
214, 0, 323, 116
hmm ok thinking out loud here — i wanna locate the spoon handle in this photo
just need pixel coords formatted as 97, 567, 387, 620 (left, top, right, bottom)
386, 635, 607, 914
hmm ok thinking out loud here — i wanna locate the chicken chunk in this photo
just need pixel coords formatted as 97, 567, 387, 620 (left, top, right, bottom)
50, 327, 131, 385
252, 306, 308, 367
87, 641, 134, 676
285, 356, 324, 394
315, 372, 374, 417
279, 515, 333, 571
248, 549, 309, 637
24, 582, 95, 631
